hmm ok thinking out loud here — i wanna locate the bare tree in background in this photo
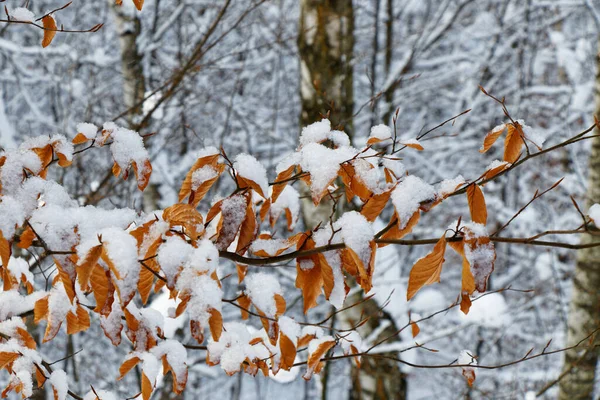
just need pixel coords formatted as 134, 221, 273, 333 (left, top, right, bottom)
558, 36, 600, 400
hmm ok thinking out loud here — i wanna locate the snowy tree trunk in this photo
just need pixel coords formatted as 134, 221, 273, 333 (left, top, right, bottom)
110, 2, 146, 123
558, 38, 600, 400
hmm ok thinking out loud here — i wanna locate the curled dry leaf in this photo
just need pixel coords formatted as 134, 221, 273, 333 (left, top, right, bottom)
41, 15, 57, 48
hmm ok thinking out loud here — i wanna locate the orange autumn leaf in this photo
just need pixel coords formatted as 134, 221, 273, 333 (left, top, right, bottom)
179, 154, 221, 203
0, 352, 18, 370
479, 124, 506, 153
72, 133, 89, 145
236, 198, 257, 254
411, 321, 420, 338
271, 164, 295, 203
237, 294, 252, 320
17, 226, 35, 249
118, 356, 141, 380
15, 327, 36, 349
163, 203, 204, 240
400, 140, 424, 150
138, 264, 155, 305
133, 159, 153, 192
34, 296, 49, 324
378, 211, 420, 247
466, 184, 487, 225
504, 122, 524, 163
482, 161, 510, 181
76, 244, 103, 289
133, 0, 144, 11
141, 372, 153, 400
41, 15, 57, 48
279, 333, 297, 370
208, 308, 223, 341
274, 294, 286, 316
448, 240, 476, 298
0, 231, 11, 270
236, 175, 267, 199
460, 293, 472, 315
296, 238, 323, 314
361, 191, 392, 222
407, 234, 447, 300
303, 339, 336, 380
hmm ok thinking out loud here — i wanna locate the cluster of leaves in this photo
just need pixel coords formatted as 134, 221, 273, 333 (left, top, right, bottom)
0, 97, 552, 398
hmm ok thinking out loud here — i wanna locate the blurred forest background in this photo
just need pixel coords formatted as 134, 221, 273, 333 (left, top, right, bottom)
1, 0, 599, 399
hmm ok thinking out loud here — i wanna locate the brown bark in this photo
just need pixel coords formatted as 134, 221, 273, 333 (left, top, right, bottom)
558, 37, 600, 399
298, 0, 354, 136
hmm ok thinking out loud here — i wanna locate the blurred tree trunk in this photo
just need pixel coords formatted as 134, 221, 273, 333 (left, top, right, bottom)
110, 2, 146, 123
342, 290, 407, 400
558, 37, 600, 400
298, 0, 354, 137
298, 2, 406, 399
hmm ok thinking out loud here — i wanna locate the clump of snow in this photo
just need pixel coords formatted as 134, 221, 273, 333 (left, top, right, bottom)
485, 159, 510, 171
152, 340, 188, 380
207, 322, 271, 375
48, 370, 69, 400
7, 257, 33, 285
245, 273, 282, 317
269, 185, 300, 229
191, 165, 219, 191
459, 292, 507, 327
0, 196, 26, 238
0, 291, 46, 320
275, 152, 301, 175
369, 125, 392, 141
175, 240, 222, 331
437, 175, 465, 197
197, 146, 220, 158
78, 227, 140, 303
10, 8, 35, 22
588, 203, 600, 226
233, 154, 269, 197
76, 123, 98, 140
328, 130, 351, 147
391, 176, 436, 229
382, 158, 406, 178
300, 325, 324, 339
299, 119, 331, 147
106, 124, 149, 171
352, 152, 393, 194
157, 236, 193, 287
298, 119, 351, 148
516, 119, 546, 148
458, 349, 477, 366
278, 316, 301, 340
334, 211, 374, 266
340, 331, 362, 357
299, 142, 356, 200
